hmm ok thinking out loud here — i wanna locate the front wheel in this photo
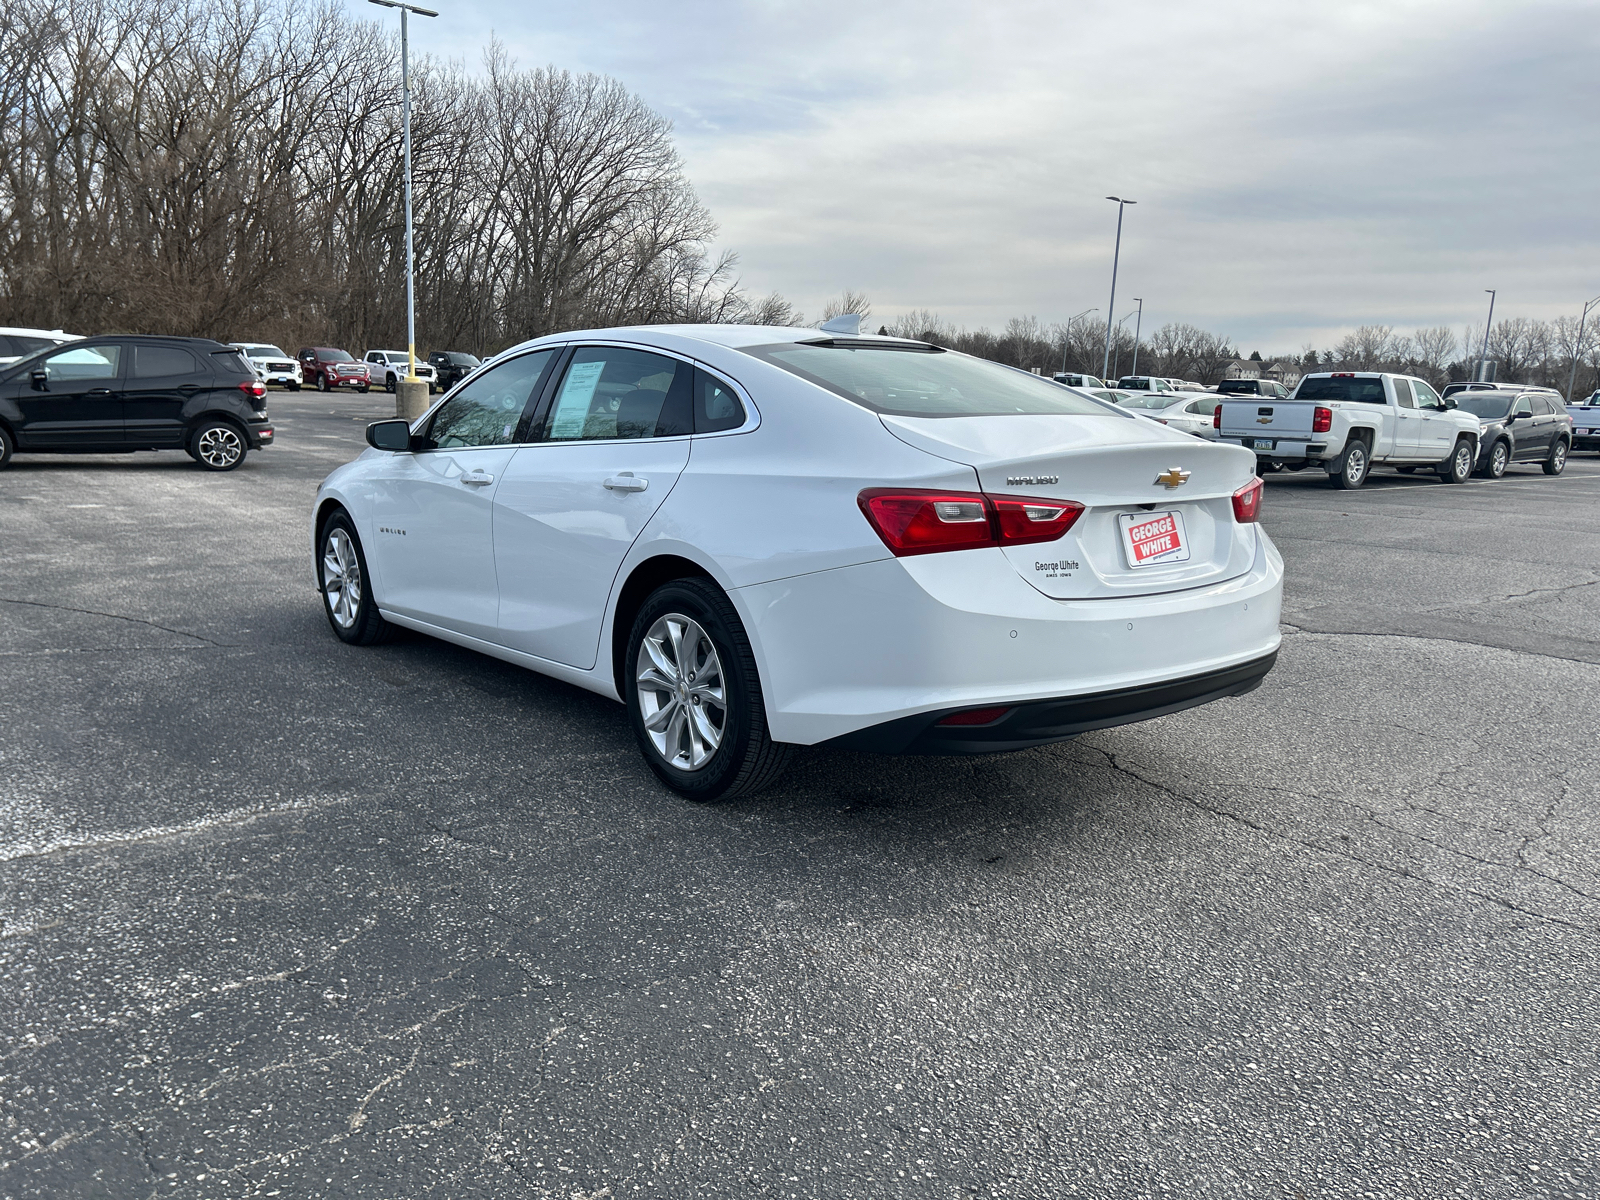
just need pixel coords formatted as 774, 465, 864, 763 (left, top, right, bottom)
287, 382, 301, 392
357, 384, 370, 394
1437, 438, 1474, 483
192, 421, 246, 471
386, 374, 397, 394
1327, 439, 1369, 489
317, 513, 393, 644
626, 578, 792, 801
317, 373, 331, 392
1543, 438, 1568, 476
0, 424, 12, 468
1476, 440, 1510, 479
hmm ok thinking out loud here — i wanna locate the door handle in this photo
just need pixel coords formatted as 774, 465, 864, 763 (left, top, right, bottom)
460, 469, 495, 486
179, 384, 200, 393
603, 473, 648, 492
87, 388, 114, 396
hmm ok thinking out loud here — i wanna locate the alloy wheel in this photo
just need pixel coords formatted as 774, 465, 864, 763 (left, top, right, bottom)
1490, 442, 1509, 478
322, 527, 361, 629
1453, 442, 1473, 480
635, 613, 727, 771
197, 426, 243, 469
1345, 444, 1366, 485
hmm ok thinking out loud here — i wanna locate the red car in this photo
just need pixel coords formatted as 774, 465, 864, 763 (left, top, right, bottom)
296, 347, 372, 393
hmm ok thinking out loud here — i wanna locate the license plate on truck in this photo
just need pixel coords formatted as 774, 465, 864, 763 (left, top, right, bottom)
1118, 510, 1191, 568
1252, 438, 1274, 450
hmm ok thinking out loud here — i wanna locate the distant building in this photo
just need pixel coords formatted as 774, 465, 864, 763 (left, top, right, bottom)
1222, 359, 1261, 380
1223, 358, 1302, 387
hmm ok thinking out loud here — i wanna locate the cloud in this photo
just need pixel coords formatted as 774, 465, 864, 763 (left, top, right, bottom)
361, 0, 1600, 351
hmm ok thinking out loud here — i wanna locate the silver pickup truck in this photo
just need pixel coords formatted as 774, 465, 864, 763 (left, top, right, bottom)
1569, 391, 1600, 453
1216, 371, 1481, 489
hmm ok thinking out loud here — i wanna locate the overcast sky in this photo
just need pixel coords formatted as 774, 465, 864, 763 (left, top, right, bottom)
358, 0, 1600, 354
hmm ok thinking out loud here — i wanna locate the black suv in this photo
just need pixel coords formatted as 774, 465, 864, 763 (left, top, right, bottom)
0, 335, 273, 471
427, 350, 482, 392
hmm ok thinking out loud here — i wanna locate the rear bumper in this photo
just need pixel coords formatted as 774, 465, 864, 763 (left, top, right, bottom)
824, 650, 1277, 754
731, 526, 1284, 746
1573, 432, 1600, 449
1222, 436, 1327, 461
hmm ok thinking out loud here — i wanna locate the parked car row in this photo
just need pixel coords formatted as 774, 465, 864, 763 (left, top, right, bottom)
1213, 373, 1574, 488
224, 343, 484, 395
0, 326, 81, 367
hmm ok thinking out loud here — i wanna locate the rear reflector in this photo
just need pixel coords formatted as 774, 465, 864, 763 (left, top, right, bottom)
858, 490, 1085, 556
937, 706, 1012, 726
1232, 476, 1263, 523
1312, 406, 1333, 433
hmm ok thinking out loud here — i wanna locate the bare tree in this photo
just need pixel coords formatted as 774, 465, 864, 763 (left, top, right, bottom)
818, 290, 872, 324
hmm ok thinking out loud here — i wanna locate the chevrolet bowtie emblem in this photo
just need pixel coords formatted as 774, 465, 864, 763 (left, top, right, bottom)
1257, 416, 1273, 424
1154, 467, 1191, 489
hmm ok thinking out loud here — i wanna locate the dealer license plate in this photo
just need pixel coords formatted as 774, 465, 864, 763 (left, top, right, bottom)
1252, 438, 1274, 450
1118, 510, 1191, 569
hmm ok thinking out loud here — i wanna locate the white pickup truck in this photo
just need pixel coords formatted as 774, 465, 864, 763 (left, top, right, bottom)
1215, 371, 1481, 489
1569, 391, 1600, 453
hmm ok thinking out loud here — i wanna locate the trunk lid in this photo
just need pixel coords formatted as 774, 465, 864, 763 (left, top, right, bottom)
881, 413, 1260, 599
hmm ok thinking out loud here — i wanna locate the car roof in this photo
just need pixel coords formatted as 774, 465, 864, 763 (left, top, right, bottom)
515, 323, 935, 353
0, 326, 78, 338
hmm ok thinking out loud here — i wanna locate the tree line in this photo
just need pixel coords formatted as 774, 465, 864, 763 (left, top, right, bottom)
0, 0, 793, 357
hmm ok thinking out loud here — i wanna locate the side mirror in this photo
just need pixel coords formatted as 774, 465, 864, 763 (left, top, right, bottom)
30, 367, 48, 391
366, 419, 414, 451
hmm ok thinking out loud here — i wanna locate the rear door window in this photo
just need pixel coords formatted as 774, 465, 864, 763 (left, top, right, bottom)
542, 347, 693, 441
1392, 378, 1414, 408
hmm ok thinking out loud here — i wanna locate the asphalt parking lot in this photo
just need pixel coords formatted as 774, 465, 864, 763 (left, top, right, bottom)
2, 394, 1598, 1199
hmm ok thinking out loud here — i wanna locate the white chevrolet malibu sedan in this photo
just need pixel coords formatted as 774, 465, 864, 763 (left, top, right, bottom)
312, 323, 1283, 800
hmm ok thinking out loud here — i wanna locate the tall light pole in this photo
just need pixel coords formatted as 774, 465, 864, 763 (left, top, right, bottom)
1565, 292, 1600, 402
1101, 196, 1136, 380
369, 0, 437, 385
1475, 288, 1496, 383
1061, 307, 1097, 373
1129, 297, 1144, 376
1111, 306, 1140, 379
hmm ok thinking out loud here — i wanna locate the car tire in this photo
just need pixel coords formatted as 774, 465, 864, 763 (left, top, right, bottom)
1327, 438, 1369, 489
1476, 440, 1510, 479
287, 382, 301, 392
0, 424, 12, 468
626, 577, 793, 801
386, 374, 397, 393
317, 373, 331, 392
357, 385, 370, 394
1437, 437, 1474, 484
1543, 438, 1569, 476
191, 421, 247, 471
317, 512, 393, 645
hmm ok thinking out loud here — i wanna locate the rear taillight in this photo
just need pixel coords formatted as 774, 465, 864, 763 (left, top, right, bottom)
989, 495, 1086, 546
1232, 476, 1264, 523
1312, 406, 1332, 433
239, 380, 265, 399
858, 489, 1084, 556
1213, 407, 1222, 429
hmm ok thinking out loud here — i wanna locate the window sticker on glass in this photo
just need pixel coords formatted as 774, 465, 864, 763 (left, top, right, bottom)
550, 360, 606, 439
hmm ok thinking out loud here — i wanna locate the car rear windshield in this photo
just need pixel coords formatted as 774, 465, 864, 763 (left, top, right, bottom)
1218, 380, 1257, 393
1455, 395, 1513, 419
1296, 376, 1387, 404
741, 342, 1113, 418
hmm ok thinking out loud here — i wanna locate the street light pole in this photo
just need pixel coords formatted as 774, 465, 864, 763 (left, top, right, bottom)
1111, 305, 1139, 380
1475, 288, 1496, 383
1565, 293, 1600, 402
1129, 297, 1143, 376
1061, 306, 1097, 374
1101, 196, 1135, 381
369, 0, 438, 385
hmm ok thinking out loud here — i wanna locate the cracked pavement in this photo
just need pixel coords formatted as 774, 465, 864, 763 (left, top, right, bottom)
1, 396, 1598, 1198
